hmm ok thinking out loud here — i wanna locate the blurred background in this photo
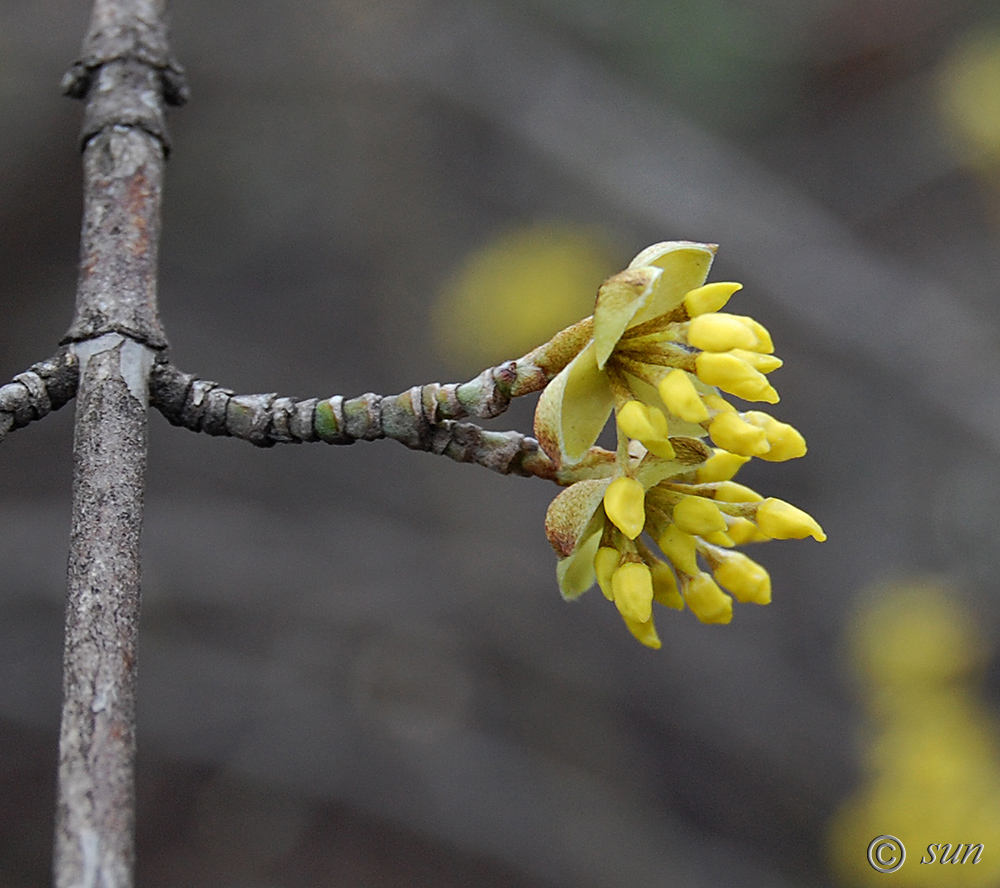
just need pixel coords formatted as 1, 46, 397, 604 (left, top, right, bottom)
3, 0, 1000, 885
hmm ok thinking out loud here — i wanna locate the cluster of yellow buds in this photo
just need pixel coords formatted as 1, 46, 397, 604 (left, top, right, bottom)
534, 241, 825, 648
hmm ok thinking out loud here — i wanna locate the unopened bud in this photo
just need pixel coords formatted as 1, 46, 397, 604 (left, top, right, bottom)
708, 412, 771, 457
650, 562, 684, 609
687, 313, 761, 352
603, 476, 646, 539
725, 516, 770, 544
672, 495, 728, 535
594, 546, 620, 601
696, 448, 750, 482
612, 561, 654, 624
703, 393, 736, 413
657, 524, 699, 576
741, 411, 807, 461
714, 480, 764, 503
621, 613, 662, 649
756, 498, 826, 541
658, 369, 710, 423
731, 315, 774, 353
702, 530, 734, 547
683, 573, 733, 624
712, 551, 771, 604
683, 281, 742, 316
616, 400, 675, 459
728, 348, 783, 374
695, 352, 779, 403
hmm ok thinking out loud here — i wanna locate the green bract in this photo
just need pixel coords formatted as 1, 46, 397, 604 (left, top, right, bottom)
534, 241, 717, 465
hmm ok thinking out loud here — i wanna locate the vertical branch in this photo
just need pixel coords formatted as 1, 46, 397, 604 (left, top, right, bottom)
57, 336, 151, 888
54, 1, 183, 886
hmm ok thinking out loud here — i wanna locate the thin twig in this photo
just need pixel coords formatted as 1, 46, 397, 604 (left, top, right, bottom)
149, 360, 624, 483
147, 311, 605, 483
149, 360, 562, 480
0, 349, 79, 443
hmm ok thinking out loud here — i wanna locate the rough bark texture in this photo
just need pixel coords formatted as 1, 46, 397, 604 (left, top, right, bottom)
149, 360, 562, 481
0, 350, 79, 443
62, 115, 169, 349
57, 338, 150, 888
143, 315, 600, 481
54, 1, 179, 885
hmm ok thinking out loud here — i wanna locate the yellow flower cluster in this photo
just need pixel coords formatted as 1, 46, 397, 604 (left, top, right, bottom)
535, 241, 825, 648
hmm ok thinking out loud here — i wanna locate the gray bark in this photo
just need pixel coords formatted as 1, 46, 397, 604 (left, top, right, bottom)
56, 335, 150, 888
0, 350, 79, 443
149, 361, 562, 480
53, 1, 182, 885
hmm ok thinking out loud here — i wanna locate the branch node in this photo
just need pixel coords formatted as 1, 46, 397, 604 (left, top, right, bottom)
420, 382, 456, 423
0, 348, 80, 441
181, 378, 221, 431
160, 64, 189, 107
455, 365, 513, 418
226, 393, 278, 447
380, 389, 424, 448
268, 397, 298, 443
344, 393, 383, 441
201, 386, 235, 436
290, 398, 320, 443
13, 371, 53, 419
61, 63, 91, 99
75, 58, 174, 153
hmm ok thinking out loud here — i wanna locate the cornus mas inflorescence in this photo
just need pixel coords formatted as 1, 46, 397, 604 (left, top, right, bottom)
533, 241, 825, 648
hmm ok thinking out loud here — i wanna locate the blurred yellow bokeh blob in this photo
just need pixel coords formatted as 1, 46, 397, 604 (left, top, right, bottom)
827, 580, 1000, 887
433, 223, 618, 370
938, 29, 1000, 173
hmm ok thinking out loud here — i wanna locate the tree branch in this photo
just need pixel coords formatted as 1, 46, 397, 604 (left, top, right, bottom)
54, 2, 184, 886
149, 360, 567, 481
148, 316, 605, 483
0, 349, 79, 443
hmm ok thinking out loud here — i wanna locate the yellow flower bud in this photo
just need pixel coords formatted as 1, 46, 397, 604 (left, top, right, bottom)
756, 498, 826, 541
714, 480, 764, 503
687, 313, 761, 352
703, 393, 736, 413
735, 316, 774, 353
650, 561, 684, 610
708, 412, 771, 457
702, 530, 734, 547
695, 352, 779, 403
658, 369, 710, 423
616, 400, 675, 459
683, 573, 733, 624
594, 546, 620, 601
740, 411, 807, 462
725, 516, 770, 544
657, 524, 699, 575
621, 613, 662, 649
729, 348, 783, 374
612, 561, 654, 624
683, 281, 742, 316
696, 448, 750, 482
712, 551, 772, 605
603, 476, 646, 539
617, 399, 664, 439
672, 495, 728, 535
